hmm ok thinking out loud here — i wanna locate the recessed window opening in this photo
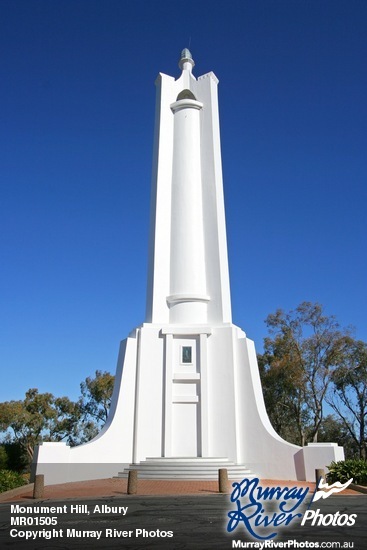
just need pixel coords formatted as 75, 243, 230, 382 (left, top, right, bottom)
181, 346, 192, 364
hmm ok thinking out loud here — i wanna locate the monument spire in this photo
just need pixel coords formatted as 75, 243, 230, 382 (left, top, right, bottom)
145, 47, 232, 325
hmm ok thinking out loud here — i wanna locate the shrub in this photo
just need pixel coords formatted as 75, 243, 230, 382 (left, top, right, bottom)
0, 470, 28, 493
3, 442, 28, 472
0, 447, 8, 469
327, 459, 367, 485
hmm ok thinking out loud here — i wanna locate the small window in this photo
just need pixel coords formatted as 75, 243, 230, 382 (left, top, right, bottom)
181, 346, 192, 364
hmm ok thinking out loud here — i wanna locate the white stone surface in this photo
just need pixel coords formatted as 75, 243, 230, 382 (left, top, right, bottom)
34, 51, 344, 484
303, 443, 346, 481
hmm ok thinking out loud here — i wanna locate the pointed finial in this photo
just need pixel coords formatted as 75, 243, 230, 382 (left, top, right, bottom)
181, 48, 192, 60
179, 48, 195, 71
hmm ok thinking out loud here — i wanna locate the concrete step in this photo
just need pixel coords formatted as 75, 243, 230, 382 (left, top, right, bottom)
116, 457, 255, 480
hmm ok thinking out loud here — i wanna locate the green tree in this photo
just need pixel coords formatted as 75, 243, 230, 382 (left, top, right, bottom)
1, 443, 27, 472
0, 372, 115, 469
78, 370, 114, 436
0, 389, 81, 465
327, 338, 367, 459
0, 447, 8, 469
258, 352, 309, 445
259, 302, 349, 445
317, 414, 358, 458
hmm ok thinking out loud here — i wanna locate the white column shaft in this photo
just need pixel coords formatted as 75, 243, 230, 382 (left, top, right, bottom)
169, 99, 208, 323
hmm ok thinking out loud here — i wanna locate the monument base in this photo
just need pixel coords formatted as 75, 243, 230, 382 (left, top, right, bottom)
34, 322, 344, 485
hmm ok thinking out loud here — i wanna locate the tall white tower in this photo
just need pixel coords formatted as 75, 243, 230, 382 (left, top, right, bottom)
34, 50, 344, 483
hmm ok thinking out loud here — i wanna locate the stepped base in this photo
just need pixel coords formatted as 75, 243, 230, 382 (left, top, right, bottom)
117, 457, 255, 480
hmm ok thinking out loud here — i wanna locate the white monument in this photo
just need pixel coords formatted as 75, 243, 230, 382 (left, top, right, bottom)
34, 50, 344, 484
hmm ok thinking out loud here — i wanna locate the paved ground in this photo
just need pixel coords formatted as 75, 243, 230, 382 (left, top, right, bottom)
1, 476, 361, 502
1, 491, 366, 549
1, 479, 364, 550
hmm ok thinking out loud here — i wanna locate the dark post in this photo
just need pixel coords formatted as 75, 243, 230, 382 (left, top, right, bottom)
33, 474, 44, 499
127, 470, 138, 494
218, 468, 229, 493
315, 468, 325, 485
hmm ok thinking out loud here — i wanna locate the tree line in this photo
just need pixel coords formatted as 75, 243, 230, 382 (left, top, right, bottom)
258, 302, 367, 459
0, 302, 366, 471
0, 370, 114, 471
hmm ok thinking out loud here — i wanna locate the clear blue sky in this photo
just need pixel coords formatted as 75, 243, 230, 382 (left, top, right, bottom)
1, 0, 366, 403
